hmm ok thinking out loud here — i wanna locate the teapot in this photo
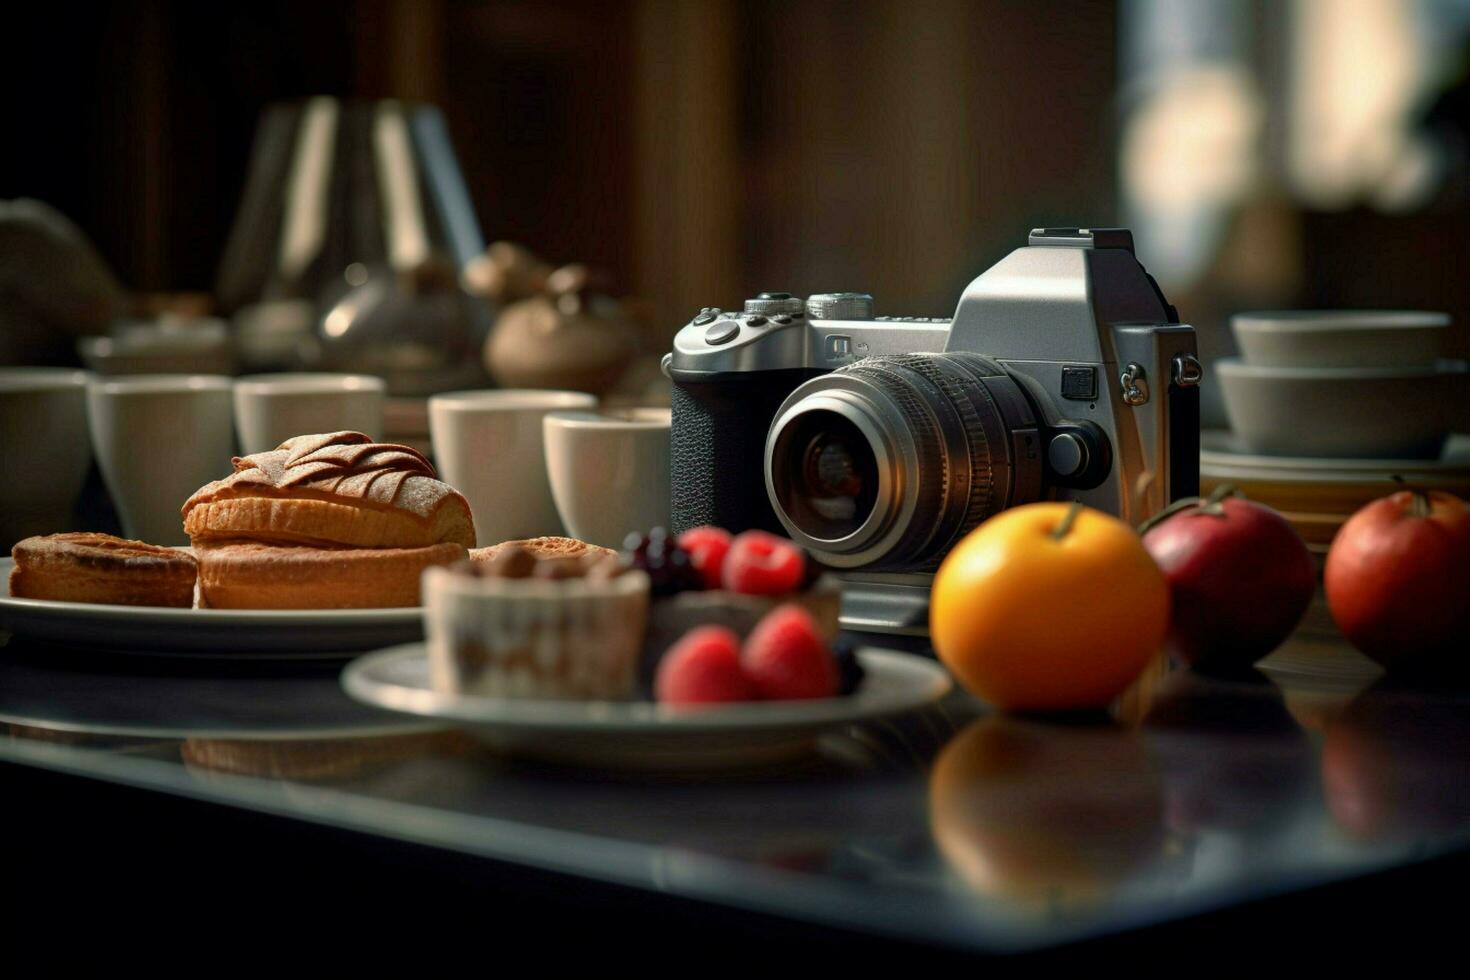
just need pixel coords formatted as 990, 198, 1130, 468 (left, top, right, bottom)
483, 263, 636, 395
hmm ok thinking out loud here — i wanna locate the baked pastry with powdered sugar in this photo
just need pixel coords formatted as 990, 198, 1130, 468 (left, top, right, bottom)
182, 432, 474, 609
183, 431, 475, 549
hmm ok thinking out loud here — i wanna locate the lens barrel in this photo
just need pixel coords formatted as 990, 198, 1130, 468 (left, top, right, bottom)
764, 352, 1042, 569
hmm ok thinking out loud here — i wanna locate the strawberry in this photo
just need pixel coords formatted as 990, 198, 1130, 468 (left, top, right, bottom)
654, 626, 756, 704
676, 526, 732, 590
742, 604, 837, 700
722, 530, 806, 595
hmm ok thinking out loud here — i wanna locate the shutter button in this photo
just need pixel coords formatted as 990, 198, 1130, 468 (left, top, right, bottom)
705, 321, 740, 345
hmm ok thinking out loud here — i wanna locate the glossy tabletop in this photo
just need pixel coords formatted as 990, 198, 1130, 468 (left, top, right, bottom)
2, 600, 1466, 957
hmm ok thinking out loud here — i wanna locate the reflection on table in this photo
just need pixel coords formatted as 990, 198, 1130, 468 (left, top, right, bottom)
1, 626, 1466, 955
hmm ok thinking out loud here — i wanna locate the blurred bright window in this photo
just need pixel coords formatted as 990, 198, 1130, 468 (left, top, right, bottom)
1122, 0, 1470, 291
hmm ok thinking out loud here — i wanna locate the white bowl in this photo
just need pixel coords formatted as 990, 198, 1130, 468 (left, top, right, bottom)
1231, 310, 1447, 369
1217, 357, 1469, 458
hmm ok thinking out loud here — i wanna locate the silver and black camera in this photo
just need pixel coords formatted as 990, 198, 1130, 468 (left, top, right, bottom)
666, 228, 1202, 635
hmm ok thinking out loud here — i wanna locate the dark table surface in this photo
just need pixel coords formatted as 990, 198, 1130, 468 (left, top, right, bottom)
2, 598, 1467, 964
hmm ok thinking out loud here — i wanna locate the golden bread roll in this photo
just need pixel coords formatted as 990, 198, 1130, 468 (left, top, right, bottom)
9, 532, 196, 607
182, 431, 475, 549
194, 541, 466, 609
470, 536, 616, 564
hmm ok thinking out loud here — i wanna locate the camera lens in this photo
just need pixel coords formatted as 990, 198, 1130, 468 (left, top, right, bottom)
770, 410, 881, 540
765, 352, 1042, 570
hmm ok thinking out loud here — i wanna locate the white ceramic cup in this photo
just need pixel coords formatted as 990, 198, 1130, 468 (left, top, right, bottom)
543, 407, 671, 550
428, 390, 597, 547
0, 368, 94, 548
233, 373, 386, 454
87, 375, 236, 545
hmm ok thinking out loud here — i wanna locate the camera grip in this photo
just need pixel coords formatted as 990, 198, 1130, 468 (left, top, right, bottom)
670, 370, 814, 535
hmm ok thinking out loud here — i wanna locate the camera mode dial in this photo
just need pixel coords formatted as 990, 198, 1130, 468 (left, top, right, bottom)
806, 293, 874, 320
743, 292, 805, 316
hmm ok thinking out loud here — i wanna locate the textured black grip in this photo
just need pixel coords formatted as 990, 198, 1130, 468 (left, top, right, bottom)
670, 369, 814, 534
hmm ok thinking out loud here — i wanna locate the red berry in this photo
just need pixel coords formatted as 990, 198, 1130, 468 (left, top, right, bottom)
722, 531, 806, 595
742, 605, 837, 700
676, 526, 732, 590
655, 626, 756, 704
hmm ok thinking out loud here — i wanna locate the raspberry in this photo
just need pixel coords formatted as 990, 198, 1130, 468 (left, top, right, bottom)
676, 526, 732, 591
742, 604, 838, 700
722, 530, 806, 595
654, 626, 756, 704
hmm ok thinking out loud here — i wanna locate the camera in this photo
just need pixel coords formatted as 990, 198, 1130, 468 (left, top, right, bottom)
665, 228, 1202, 635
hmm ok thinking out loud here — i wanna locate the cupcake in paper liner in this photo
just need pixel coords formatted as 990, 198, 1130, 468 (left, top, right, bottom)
423, 553, 650, 700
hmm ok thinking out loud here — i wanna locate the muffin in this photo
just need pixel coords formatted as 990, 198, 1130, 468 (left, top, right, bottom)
424, 545, 650, 700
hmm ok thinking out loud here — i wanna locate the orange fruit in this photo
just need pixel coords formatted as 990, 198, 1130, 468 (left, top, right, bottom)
930, 502, 1169, 712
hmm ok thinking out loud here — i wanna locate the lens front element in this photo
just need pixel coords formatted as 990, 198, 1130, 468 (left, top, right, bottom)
771, 409, 881, 541
765, 352, 1042, 569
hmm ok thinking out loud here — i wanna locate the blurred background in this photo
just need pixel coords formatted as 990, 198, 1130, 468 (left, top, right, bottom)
4, 0, 1470, 418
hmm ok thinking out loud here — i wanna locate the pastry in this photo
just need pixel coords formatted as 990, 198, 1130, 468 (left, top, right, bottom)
182, 431, 475, 550
470, 536, 615, 565
180, 431, 476, 609
425, 549, 650, 700
194, 541, 467, 609
8, 532, 196, 607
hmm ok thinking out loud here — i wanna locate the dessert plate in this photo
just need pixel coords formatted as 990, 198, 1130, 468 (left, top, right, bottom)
342, 644, 953, 768
0, 558, 423, 657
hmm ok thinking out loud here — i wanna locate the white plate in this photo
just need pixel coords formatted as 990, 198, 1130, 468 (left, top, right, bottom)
1201, 429, 1470, 481
0, 557, 423, 657
342, 644, 953, 768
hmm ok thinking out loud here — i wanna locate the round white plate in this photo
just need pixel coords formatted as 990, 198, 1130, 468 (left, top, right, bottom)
342, 644, 953, 768
1201, 429, 1470, 481
0, 558, 423, 657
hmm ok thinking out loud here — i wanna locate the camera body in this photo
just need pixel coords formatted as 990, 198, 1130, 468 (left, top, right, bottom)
666, 228, 1201, 635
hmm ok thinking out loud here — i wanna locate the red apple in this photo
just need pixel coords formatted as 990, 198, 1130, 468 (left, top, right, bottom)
1323, 487, 1470, 672
1141, 487, 1316, 669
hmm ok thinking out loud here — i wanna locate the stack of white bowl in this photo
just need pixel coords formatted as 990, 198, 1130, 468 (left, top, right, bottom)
1217, 311, 1469, 458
